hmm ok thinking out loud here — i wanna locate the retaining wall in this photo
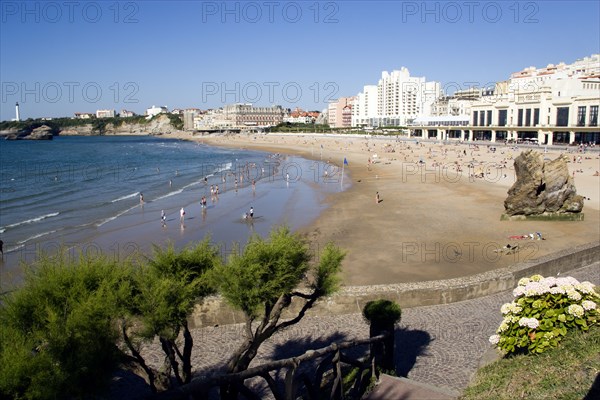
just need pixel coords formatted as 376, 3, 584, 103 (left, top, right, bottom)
189, 241, 599, 329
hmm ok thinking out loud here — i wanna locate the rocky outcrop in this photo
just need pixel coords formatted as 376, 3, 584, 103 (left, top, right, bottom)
58, 114, 180, 136
4, 125, 53, 140
504, 150, 584, 216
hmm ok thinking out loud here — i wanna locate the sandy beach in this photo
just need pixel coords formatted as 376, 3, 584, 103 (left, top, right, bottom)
2, 132, 598, 290
190, 132, 600, 286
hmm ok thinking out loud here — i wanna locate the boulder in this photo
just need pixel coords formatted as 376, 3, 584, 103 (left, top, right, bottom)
25, 125, 54, 140
504, 150, 583, 216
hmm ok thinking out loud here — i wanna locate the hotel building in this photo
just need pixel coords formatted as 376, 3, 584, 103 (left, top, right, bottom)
409, 55, 600, 145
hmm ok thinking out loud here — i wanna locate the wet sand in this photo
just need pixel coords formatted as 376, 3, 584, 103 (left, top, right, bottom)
195, 132, 600, 286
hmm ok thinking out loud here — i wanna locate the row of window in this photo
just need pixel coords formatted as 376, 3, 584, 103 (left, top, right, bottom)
472, 106, 599, 127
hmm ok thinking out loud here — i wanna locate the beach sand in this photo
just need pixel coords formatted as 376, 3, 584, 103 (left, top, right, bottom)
193, 132, 600, 286
2, 132, 597, 290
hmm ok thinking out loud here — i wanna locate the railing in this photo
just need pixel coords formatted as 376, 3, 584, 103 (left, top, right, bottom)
152, 332, 392, 400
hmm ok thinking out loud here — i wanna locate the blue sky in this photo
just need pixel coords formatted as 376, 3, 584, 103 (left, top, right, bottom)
1, 0, 599, 120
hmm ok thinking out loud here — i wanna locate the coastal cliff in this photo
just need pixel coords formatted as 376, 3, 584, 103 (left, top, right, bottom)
1, 114, 184, 139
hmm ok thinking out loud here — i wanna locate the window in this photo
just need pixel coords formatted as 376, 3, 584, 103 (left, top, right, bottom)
533, 108, 540, 126
577, 106, 586, 126
589, 105, 598, 126
525, 109, 531, 126
479, 111, 485, 126
517, 109, 523, 127
487, 110, 492, 126
556, 107, 569, 127
498, 109, 507, 126
473, 111, 478, 126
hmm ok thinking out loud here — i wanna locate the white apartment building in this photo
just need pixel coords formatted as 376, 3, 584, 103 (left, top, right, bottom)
352, 85, 378, 127
376, 67, 441, 126
96, 109, 116, 118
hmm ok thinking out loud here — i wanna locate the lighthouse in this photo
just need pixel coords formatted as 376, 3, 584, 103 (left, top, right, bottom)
15, 102, 20, 122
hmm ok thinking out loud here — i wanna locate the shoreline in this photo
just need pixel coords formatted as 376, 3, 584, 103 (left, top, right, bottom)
2, 131, 598, 290
191, 132, 600, 286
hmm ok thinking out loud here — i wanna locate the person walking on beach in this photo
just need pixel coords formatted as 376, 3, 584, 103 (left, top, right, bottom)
249, 206, 254, 219
0, 239, 3, 257
375, 192, 380, 204
140, 193, 144, 204
161, 210, 166, 227
180, 207, 186, 224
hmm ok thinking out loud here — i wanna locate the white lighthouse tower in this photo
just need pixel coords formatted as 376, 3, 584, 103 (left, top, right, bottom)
15, 102, 20, 122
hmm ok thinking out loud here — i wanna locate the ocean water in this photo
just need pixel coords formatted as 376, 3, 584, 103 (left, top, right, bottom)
0, 135, 345, 270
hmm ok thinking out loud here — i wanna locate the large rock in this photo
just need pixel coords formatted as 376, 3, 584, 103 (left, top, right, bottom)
4, 125, 53, 140
504, 150, 584, 216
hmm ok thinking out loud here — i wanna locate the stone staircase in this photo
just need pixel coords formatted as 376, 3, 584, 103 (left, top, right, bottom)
363, 374, 459, 400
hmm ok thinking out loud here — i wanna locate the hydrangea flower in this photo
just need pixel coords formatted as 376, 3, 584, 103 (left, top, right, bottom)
549, 286, 565, 295
530, 274, 543, 282
489, 334, 500, 345
567, 304, 584, 318
582, 300, 597, 311
518, 277, 531, 286
518, 317, 540, 329
576, 282, 597, 295
566, 290, 582, 301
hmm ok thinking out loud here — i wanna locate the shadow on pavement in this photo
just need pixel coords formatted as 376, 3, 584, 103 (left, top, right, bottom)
395, 327, 432, 377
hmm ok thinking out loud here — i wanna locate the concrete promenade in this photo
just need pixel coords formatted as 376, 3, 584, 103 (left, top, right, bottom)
109, 262, 599, 399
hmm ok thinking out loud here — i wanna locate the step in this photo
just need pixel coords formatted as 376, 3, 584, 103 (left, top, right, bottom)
363, 374, 458, 400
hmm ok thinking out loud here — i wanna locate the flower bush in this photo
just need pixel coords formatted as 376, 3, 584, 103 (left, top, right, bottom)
490, 274, 599, 355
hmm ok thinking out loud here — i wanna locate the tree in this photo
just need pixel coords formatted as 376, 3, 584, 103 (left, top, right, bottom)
213, 226, 345, 380
120, 239, 220, 392
0, 252, 128, 399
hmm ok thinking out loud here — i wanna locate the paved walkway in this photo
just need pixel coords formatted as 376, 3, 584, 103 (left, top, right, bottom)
108, 263, 599, 399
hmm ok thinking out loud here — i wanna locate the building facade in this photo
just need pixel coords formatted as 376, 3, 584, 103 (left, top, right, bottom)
222, 104, 285, 128
96, 109, 116, 118
328, 96, 355, 128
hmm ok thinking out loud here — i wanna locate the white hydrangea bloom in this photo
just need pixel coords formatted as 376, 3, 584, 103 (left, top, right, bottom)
518, 317, 540, 329
530, 274, 543, 282
576, 282, 596, 295
513, 286, 526, 297
518, 277, 531, 286
581, 300, 597, 311
567, 290, 582, 301
549, 286, 565, 295
489, 334, 500, 345
567, 304, 584, 318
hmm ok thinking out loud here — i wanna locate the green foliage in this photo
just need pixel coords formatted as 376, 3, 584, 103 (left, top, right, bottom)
490, 274, 599, 355
462, 324, 600, 400
362, 300, 402, 326
311, 242, 344, 296
167, 113, 184, 130
130, 240, 219, 339
0, 252, 130, 399
214, 227, 312, 318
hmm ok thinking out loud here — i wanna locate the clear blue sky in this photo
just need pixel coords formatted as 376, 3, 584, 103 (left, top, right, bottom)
1, 0, 599, 120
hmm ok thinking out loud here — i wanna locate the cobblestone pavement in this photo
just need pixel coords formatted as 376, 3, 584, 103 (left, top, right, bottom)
108, 263, 599, 398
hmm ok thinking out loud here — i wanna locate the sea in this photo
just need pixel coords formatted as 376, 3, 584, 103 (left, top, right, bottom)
0, 135, 345, 282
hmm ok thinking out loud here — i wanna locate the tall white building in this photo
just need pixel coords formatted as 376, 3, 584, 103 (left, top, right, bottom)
352, 85, 378, 127
375, 67, 441, 126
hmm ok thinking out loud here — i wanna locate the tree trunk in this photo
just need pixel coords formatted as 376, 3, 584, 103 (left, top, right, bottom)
181, 321, 193, 384
160, 337, 183, 386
